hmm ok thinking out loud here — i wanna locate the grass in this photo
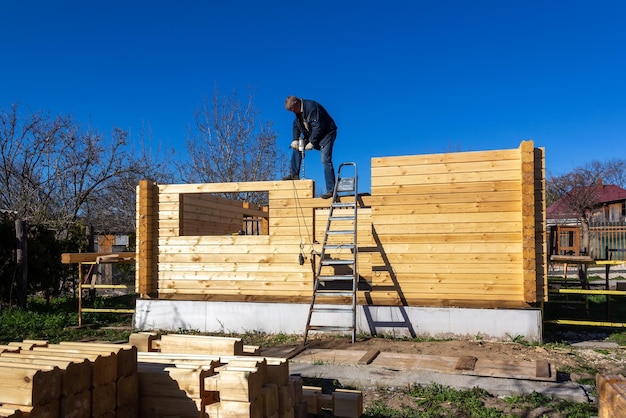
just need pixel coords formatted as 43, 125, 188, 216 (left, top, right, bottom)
0, 295, 134, 344
359, 383, 598, 417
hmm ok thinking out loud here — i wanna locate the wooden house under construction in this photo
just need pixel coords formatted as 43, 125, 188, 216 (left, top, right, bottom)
134, 140, 547, 341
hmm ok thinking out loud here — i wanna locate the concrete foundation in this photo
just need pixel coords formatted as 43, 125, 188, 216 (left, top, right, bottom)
134, 300, 543, 342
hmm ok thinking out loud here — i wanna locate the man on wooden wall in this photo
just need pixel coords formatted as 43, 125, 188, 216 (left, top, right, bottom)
282, 96, 337, 199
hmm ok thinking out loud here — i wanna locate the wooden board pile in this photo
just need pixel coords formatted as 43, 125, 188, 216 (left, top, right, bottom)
597, 374, 626, 418
0, 340, 138, 418
131, 332, 363, 418
0, 334, 363, 418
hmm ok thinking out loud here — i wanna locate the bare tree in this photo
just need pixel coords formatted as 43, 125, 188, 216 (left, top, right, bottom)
183, 89, 280, 205
547, 158, 626, 254
83, 126, 177, 235
0, 104, 175, 238
602, 158, 626, 188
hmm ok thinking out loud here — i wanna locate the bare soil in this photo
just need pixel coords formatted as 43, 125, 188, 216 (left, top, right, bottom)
293, 333, 626, 416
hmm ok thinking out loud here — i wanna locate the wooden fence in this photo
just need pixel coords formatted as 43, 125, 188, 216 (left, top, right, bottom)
590, 222, 626, 261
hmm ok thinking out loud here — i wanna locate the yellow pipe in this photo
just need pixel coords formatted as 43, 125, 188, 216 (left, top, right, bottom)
549, 289, 626, 296
81, 308, 135, 314
545, 319, 626, 328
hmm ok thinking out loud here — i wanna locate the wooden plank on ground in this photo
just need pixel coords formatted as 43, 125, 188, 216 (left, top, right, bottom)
358, 349, 380, 365
455, 356, 478, 371
292, 349, 556, 382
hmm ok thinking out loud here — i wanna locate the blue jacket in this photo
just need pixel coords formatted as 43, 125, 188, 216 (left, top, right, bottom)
292, 99, 337, 150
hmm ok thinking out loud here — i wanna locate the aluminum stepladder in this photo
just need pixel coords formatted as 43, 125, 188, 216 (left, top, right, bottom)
304, 162, 358, 344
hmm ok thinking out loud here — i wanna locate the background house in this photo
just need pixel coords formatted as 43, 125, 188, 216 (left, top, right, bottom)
547, 181, 626, 259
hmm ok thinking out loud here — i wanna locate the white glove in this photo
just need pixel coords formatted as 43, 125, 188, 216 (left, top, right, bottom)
305, 142, 314, 151
290, 140, 298, 150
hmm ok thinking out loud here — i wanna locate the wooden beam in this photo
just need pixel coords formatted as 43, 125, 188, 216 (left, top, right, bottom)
61, 252, 135, 264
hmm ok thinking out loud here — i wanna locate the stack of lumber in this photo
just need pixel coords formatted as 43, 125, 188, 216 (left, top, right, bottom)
597, 373, 626, 418
0, 339, 138, 418
133, 333, 315, 418
302, 386, 363, 418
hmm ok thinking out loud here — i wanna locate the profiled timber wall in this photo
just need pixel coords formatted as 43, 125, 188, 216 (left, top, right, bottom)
136, 140, 546, 309
367, 140, 546, 308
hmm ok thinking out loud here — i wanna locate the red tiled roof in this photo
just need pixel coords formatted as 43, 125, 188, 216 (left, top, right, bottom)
547, 184, 626, 219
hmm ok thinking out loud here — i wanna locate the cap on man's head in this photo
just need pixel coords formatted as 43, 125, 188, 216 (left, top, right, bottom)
285, 96, 299, 111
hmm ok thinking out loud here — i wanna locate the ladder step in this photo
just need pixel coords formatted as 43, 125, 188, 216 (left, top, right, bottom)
327, 230, 354, 235
307, 325, 355, 332
337, 177, 355, 191
313, 290, 354, 297
318, 275, 355, 281
311, 307, 354, 313
321, 259, 354, 266
331, 203, 356, 208
323, 244, 355, 250
329, 216, 355, 221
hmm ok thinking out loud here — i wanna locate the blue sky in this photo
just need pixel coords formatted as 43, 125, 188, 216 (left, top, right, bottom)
2, 1, 625, 193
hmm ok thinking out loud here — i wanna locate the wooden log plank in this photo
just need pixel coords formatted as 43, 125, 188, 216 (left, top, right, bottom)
302, 386, 322, 415
278, 381, 295, 413
225, 358, 268, 385
116, 373, 139, 407
261, 383, 279, 417
217, 367, 261, 402
371, 148, 521, 167
114, 403, 139, 418
61, 252, 136, 264
0, 402, 59, 418
0, 364, 62, 406
597, 374, 626, 418
0, 407, 23, 418
31, 348, 116, 387
159, 180, 313, 194
373, 211, 522, 225
371, 158, 521, 177
137, 352, 221, 367
372, 170, 522, 188
372, 221, 522, 235
128, 332, 158, 353
138, 395, 204, 418
157, 253, 312, 264
137, 363, 212, 399
157, 243, 315, 255
59, 390, 90, 418
333, 389, 363, 418
91, 381, 116, 417
159, 334, 244, 356
57, 342, 137, 378
0, 355, 91, 396
371, 177, 522, 196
